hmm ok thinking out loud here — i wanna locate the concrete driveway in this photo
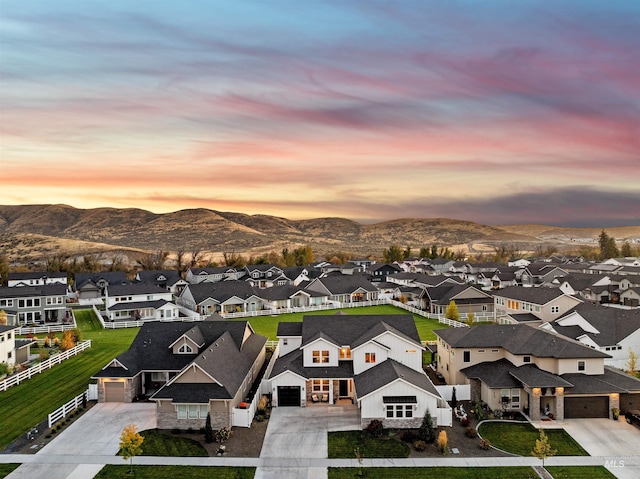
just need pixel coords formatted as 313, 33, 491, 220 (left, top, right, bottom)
562, 418, 640, 479
7, 402, 156, 479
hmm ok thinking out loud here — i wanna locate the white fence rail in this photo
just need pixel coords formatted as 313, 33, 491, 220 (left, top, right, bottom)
48, 388, 91, 428
0, 340, 92, 393
17, 323, 76, 335
436, 384, 471, 402
436, 407, 453, 427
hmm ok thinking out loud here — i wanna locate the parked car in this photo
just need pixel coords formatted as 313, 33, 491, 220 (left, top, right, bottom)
625, 410, 640, 428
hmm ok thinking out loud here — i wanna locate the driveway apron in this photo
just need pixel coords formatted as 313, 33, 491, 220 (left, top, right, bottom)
256, 404, 359, 479
7, 402, 156, 479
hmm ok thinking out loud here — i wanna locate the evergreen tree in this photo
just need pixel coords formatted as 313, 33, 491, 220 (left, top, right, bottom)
205, 413, 214, 443
419, 409, 436, 443
451, 387, 458, 409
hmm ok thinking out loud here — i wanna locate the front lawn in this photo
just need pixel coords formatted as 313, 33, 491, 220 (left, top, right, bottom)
94, 465, 255, 479
241, 305, 447, 341
129, 429, 208, 457
0, 464, 20, 478
329, 467, 538, 478
328, 431, 409, 458
545, 466, 616, 479
478, 422, 588, 456
0, 309, 138, 450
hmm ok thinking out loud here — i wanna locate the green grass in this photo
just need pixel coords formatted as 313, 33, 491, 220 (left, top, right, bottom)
94, 465, 255, 479
478, 422, 588, 456
545, 466, 616, 479
0, 464, 20, 478
328, 431, 410, 458
0, 309, 138, 450
128, 429, 208, 457
241, 305, 448, 341
329, 467, 539, 478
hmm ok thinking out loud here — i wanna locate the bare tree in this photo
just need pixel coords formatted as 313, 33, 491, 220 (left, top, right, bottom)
137, 250, 169, 270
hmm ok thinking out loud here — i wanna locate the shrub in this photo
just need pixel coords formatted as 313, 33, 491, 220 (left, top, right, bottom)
204, 413, 214, 443
172, 428, 181, 435
460, 417, 470, 427
258, 395, 268, 411
413, 440, 427, 451
479, 438, 491, 450
215, 426, 232, 445
419, 409, 436, 443
436, 430, 448, 455
400, 430, 419, 443
70, 328, 82, 343
465, 427, 478, 438
365, 419, 384, 438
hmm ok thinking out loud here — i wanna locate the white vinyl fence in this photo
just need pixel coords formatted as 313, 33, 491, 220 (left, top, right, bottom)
0, 340, 92, 392
48, 386, 96, 428
17, 323, 76, 335
436, 384, 471, 402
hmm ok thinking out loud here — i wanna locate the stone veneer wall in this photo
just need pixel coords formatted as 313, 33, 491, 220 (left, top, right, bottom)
156, 403, 230, 430
361, 417, 422, 429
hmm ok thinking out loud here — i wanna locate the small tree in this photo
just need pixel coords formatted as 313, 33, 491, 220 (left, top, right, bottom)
466, 309, 475, 326
531, 429, 556, 468
119, 424, 144, 473
436, 430, 448, 454
418, 409, 436, 443
215, 426, 232, 446
354, 446, 364, 476
0, 310, 7, 325
445, 300, 459, 322
451, 387, 458, 409
627, 349, 639, 377
60, 330, 75, 351
204, 413, 214, 443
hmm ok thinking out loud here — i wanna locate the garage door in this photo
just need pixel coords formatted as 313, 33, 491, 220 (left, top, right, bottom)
278, 386, 301, 407
565, 396, 609, 418
104, 381, 125, 402
620, 393, 640, 412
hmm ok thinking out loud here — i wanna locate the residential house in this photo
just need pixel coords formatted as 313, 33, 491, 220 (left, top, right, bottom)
7, 272, 68, 287
185, 267, 243, 284
244, 265, 289, 289
105, 283, 179, 322
305, 275, 378, 304
435, 324, 640, 420
136, 270, 188, 296
620, 288, 640, 308
367, 263, 402, 283
542, 304, 640, 370
556, 273, 610, 301
74, 272, 128, 303
92, 320, 267, 430
269, 314, 450, 428
493, 286, 583, 324
178, 281, 266, 315
422, 284, 494, 318
258, 284, 328, 310
0, 284, 69, 325
1, 324, 35, 366
520, 264, 568, 287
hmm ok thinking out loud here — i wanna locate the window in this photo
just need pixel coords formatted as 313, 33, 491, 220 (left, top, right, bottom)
551, 306, 560, 314
384, 397, 416, 418
478, 349, 485, 353
283, 338, 288, 346
178, 343, 193, 354
511, 389, 520, 408
340, 347, 351, 359
312, 379, 330, 392
578, 360, 585, 372
463, 351, 470, 363
501, 389, 510, 404
365, 352, 376, 363
312, 350, 329, 363
523, 356, 531, 363
151, 372, 167, 382
177, 404, 208, 420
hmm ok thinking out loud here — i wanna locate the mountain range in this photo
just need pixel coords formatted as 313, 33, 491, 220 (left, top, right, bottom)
1, 204, 639, 264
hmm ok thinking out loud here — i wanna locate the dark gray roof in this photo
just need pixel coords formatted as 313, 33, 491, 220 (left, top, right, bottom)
0, 325, 19, 333
425, 284, 492, 306
552, 304, 640, 346
493, 286, 574, 305
15, 338, 36, 349
561, 367, 640, 395
509, 364, 573, 388
0, 284, 68, 299
508, 313, 542, 323
107, 299, 170, 311
151, 383, 229, 402
435, 324, 609, 359
277, 322, 303, 337
184, 281, 262, 304
8, 271, 67, 281
74, 272, 127, 289
137, 270, 182, 285
313, 275, 377, 294
355, 359, 440, 399
108, 283, 169, 296
462, 357, 574, 389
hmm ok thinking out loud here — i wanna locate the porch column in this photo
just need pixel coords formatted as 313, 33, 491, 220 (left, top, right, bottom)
555, 387, 565, 421
530, 388, 541, 421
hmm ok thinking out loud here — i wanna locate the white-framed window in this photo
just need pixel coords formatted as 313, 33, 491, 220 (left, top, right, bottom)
151, 372, 167, 382
312, 379, 330, 392
340, 347, 351, 359
551, 306, 560, 314
501, 389, 510, 404
312, 350, 329, 363
365, 352, 376, 363
578, 360, 585, 372
283, 338, 288, 346
511, 389, 520, 408
177, 404, 208, 420
385, 404, 413, 418
178, 343, 193, 354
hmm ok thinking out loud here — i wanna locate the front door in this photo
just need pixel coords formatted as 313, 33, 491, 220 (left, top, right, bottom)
339, 380, 349, 397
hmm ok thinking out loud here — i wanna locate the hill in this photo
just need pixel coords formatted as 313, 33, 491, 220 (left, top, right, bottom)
1, 204, 638, 265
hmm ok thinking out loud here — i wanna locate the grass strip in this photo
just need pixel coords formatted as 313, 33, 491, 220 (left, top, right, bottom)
328, 431, 410, 459
94, 465, 255, 479
478, 422, 588, 456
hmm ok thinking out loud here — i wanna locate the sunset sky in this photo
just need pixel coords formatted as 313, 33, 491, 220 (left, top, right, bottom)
1, 1, 639, 226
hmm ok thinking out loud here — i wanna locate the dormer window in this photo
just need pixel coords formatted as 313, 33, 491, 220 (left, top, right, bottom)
339, 347, 351, 359
178, 343, 193, 354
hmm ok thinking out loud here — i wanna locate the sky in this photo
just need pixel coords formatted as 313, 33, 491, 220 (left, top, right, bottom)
1, 0, 639, 227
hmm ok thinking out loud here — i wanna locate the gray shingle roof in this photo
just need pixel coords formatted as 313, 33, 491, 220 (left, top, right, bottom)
435, 324, 609, 359
355, 359, 440, 399
270, 349, 355, 380
493, 286, 573, 305
313, 275, 377, 294
185, 281, 262, 304
0, 284, 68, 299
561, 366, 640, 395
552, 304, 640, 346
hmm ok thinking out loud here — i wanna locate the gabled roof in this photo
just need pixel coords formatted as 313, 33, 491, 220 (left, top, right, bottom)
184, 281, 263, 304
311, 275, 377, 294
108, 283, 169, 296
8, 271, 67, 281
0, 284, 68, 299
74, 272, 127, 289
107, 299, 171, 311
561, 367, 640, 395
269, 348, 354, 380
493, 286, 580, 306
355, 359, 440, 399
424, 284, 492, 305
435, 324, 609, 359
